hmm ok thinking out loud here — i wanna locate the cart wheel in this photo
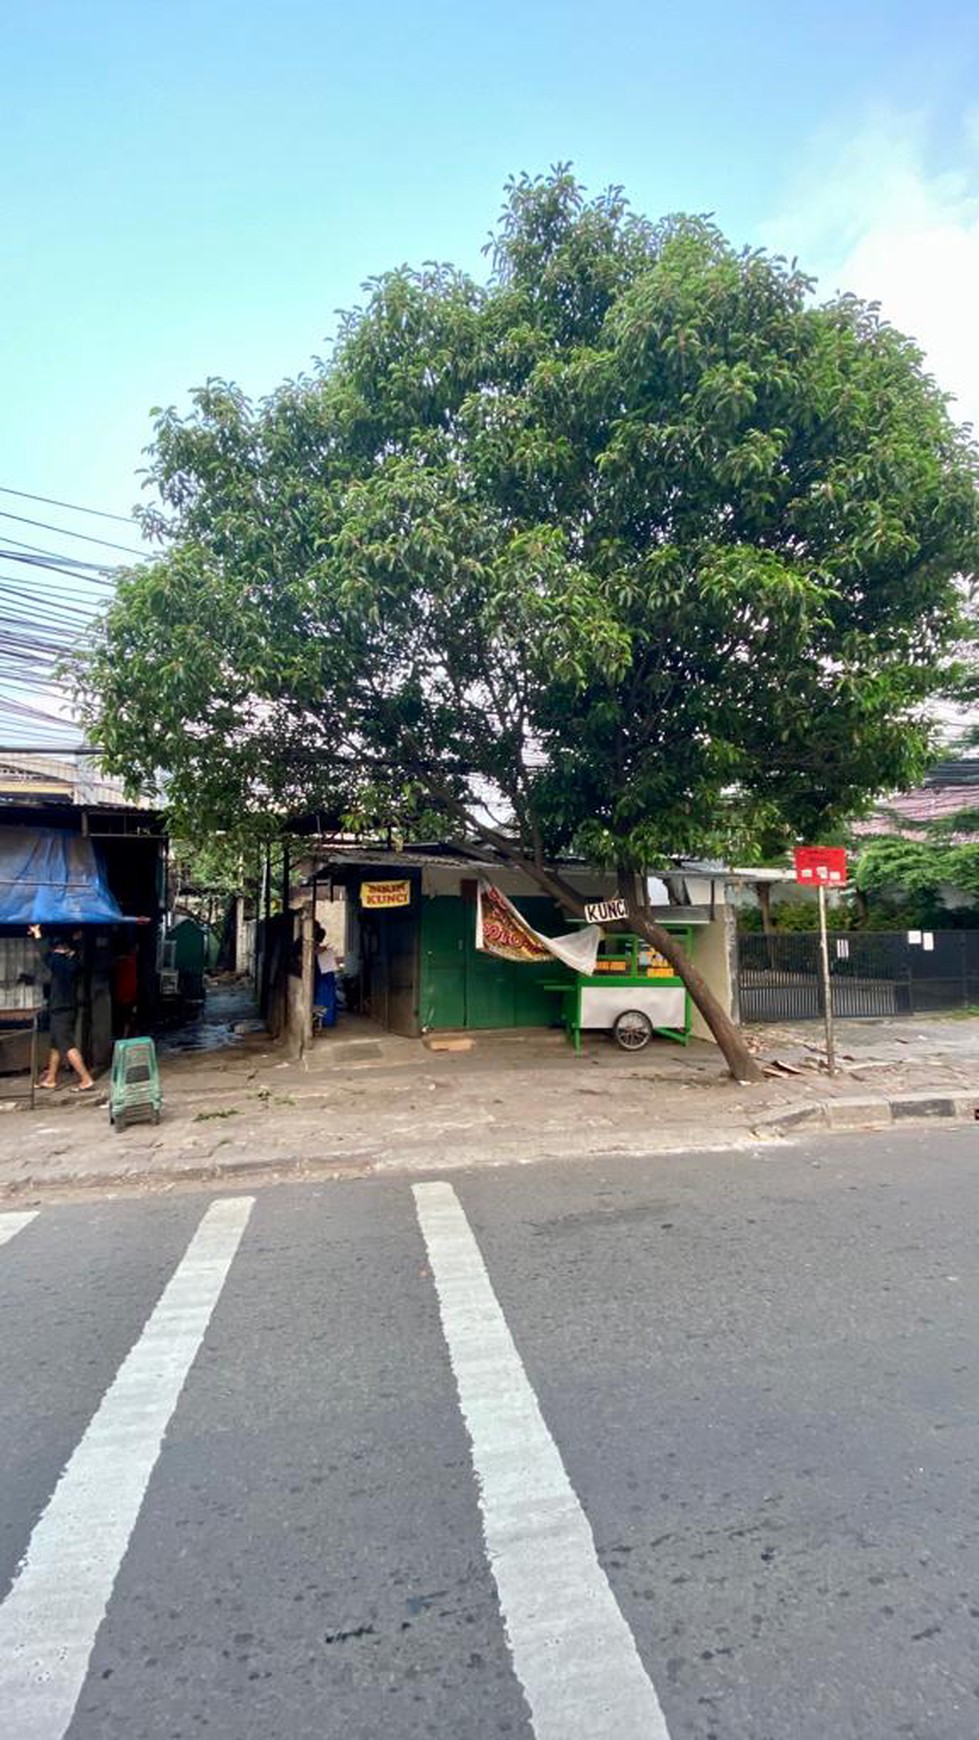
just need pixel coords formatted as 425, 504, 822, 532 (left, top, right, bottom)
153, 1107, 161, 1125
613, 1009, 654, 1051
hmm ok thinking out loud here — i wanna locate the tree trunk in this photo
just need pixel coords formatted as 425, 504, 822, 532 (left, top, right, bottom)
757, 880, 776, 971
621, 899, 763, 1083
757, 881, 773, 935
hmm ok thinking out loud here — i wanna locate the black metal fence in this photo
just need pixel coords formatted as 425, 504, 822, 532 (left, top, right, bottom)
737, 929, 979, 1023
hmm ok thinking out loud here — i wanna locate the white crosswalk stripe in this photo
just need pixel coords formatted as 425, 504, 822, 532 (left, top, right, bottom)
0, 1194, 254, 1740
414, 1179, 671, 1740
0, 1210, 38, 1248
0, 1185, 677, 1738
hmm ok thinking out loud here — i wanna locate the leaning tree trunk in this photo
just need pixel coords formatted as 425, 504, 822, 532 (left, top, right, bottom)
620, 899, 762, 1083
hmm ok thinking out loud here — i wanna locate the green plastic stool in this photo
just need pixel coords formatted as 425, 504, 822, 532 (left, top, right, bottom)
109, 1037, 162, 1132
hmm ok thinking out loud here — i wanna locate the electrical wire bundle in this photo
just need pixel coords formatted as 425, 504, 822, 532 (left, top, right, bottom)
0, 485, 148, 753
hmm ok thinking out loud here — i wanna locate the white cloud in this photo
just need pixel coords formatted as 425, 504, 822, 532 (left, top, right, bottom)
760, 108, 979, 434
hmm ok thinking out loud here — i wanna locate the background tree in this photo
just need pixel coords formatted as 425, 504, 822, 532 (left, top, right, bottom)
853, 837, 979, 928
76, 170, 979, 1082
169, 832, 262, 936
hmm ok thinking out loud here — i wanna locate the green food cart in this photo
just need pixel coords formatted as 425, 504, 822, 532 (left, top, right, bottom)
547, 928, 692, 1052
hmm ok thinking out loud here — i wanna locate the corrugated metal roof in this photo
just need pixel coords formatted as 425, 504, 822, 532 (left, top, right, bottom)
852, 776, 979, 844
922, 758, 979, 789
0, 753, 154, 810
307, 846, 496, 873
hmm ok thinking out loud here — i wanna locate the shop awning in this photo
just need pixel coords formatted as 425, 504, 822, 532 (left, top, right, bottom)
0, 826, 124, 925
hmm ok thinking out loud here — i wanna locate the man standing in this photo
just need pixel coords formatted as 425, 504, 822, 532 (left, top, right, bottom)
30, 926, 95, 1092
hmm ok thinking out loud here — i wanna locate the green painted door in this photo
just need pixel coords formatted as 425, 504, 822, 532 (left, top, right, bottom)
420, 898, 467, 1030
421, 895, 571, 1032
464, 950, 518, 1028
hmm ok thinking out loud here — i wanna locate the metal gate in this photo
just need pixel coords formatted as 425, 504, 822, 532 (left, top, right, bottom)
736, 929, 979, 1022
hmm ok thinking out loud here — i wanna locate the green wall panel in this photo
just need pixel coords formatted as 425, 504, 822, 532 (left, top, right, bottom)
420, 895, 572, 1032
419, 897, 466, 1030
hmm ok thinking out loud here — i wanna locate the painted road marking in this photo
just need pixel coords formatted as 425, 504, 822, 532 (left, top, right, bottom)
413, 1180, 671, 1740
0, 1211, 38, 1248
0, 1194, 254, 1740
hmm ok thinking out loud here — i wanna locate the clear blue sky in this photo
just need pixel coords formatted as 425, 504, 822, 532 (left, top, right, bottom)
2, 1, 977, 691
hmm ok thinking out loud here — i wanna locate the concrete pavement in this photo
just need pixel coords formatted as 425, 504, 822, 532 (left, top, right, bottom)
2, 1011, 979, 1199
1, 1127, 979, 1736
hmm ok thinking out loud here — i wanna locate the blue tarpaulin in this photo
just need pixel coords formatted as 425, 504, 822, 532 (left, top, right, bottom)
0, 827, 124, 925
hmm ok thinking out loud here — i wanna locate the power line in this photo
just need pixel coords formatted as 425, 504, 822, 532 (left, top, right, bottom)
0, 690, 78, 723
0, 535, 116, 572
0, 579, 108, 609
0, 550, 117, 587
0, 510, 147, 559
0, 484, 138, 527
0, 619, 80, 641
0, 500, 126, 766
0, 744, 99, 754
0, 666, 79, 691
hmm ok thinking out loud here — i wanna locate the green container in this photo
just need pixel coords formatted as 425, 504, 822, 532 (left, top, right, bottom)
109, 1037, 162, 1131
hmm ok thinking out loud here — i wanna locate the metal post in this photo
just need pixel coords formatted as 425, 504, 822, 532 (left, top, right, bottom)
817, 883, 837, 1076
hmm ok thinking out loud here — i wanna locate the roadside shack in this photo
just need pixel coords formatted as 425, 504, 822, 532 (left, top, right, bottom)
0, 803, 165, 1094
291, 844, 736, 1053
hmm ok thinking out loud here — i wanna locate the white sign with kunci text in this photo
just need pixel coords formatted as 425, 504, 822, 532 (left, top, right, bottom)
583, 897, 628, 925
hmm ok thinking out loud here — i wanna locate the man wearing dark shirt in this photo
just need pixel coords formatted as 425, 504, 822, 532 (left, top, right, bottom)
30, 926, 95, 1092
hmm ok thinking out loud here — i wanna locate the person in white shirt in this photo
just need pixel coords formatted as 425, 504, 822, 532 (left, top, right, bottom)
313, 925, 338, 1027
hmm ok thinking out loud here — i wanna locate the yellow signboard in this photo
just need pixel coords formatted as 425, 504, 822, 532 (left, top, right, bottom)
360, 879, 412, 910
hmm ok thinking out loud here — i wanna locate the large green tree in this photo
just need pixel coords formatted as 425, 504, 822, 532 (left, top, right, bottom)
77, 171, 979, 1081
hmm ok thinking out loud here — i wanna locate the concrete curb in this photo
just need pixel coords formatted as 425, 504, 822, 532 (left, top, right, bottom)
754, 1089, 979, 1140
0, 1151, 380, 1203
4, 1084, 978, 1204
0, 1124, 775, 1203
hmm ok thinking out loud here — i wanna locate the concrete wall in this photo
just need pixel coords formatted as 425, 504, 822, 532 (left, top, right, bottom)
234, 898, 256, 977
689, 909, 736, 1044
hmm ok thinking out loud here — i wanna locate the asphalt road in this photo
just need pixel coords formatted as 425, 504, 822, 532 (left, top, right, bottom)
1, 1126, 978, 1739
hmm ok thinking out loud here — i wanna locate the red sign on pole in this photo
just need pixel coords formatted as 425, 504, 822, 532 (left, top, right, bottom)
794, 846, 847, 886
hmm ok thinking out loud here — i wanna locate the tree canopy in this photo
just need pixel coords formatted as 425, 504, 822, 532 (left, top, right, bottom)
856, 836, 979, 902
76, 170, 979, 1078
